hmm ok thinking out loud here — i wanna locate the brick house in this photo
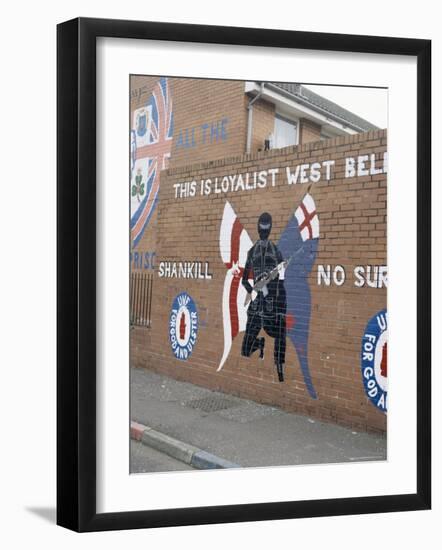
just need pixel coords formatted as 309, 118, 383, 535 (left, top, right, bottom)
130, 77, 378, 168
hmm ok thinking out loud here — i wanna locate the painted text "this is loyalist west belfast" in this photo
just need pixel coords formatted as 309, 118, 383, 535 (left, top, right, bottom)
173, 152, 388, 199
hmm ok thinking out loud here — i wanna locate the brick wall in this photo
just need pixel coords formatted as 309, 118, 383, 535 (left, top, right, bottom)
249, 97, 275, 153
131, 75, 334, 182
130, 76, 247, 260
131, 129, 388, 433
131, 76, 246, 171
300, 118, 322, 143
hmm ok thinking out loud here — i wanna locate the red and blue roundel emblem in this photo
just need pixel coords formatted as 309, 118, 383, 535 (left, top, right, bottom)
169, 292, 199, 361
360, 309, 388, 413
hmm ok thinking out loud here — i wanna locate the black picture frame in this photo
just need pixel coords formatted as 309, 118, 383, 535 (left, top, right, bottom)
57, 17, 431, 532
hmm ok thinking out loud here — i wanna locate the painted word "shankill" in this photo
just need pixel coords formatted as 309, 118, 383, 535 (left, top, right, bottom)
158, 261, 213, 280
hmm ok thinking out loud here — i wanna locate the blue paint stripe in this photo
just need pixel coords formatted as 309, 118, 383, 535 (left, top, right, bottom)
168, 110, 174, 138
159, 77, 168, 102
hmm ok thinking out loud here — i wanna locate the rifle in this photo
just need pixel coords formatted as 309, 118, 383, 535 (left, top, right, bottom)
243, 258, 292, 307
243, 245, 303, 307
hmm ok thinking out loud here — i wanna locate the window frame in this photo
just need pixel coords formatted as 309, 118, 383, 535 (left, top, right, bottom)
273, 112, 299, 149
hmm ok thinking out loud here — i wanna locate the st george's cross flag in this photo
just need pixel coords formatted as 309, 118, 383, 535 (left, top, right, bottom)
294, 193, 320, 241
130, 77, 174, 248
218, 193, 320, 398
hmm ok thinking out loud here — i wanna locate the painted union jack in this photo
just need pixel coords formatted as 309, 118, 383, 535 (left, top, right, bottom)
218, 202, 253, 371
219, 192, 320, 398
130, 78, 174, 248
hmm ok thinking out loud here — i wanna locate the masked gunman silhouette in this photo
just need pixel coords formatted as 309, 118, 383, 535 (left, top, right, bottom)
241, 212, 288, 382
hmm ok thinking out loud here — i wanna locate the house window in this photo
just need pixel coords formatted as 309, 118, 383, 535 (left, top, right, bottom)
273, 114, 298, 149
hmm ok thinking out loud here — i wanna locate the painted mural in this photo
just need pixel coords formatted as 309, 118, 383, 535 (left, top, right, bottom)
130, 77, 174, 248
128, 77, 387, 433
219, 192, 319, 397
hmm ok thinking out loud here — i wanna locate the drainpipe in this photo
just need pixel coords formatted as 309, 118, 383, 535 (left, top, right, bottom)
246, 82, 265, 154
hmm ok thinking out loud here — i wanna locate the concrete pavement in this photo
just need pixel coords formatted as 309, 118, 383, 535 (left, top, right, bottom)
131, 419, 240, 470
131, 367, 386, 470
